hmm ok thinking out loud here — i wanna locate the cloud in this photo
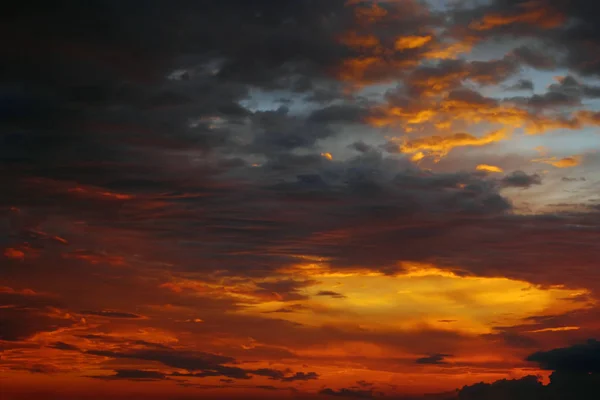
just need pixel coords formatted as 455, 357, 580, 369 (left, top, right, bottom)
81, 310, 143, 319
457, 376, 544, 400
533, 155, 583, 168
511, 45, 557, 70
4, 1, 600, 398
526, 339, 600, 373
500, 171, 542, 188
467, 2, 565, 31
319, 387, 376, 398
316, 291, 347, 299
0, 288, 75, 341
91, 369, 168, 381
457, 340, 600, 399
81, 346, 318, 382
397, 130, 507, 160
476, 164, 504, 173
506, 79, 534, 91
415, 353, 452, 365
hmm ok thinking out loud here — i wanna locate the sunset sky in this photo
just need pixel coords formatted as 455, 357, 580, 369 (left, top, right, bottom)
3, 1, 600, 399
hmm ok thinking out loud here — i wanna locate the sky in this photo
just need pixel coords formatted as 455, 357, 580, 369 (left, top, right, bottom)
2, 0, 600, 399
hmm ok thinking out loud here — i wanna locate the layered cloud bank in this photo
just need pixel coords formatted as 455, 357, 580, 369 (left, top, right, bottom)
2, 1, 600, 399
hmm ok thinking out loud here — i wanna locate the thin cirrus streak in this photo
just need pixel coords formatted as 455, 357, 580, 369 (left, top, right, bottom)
2, 1, 600, 399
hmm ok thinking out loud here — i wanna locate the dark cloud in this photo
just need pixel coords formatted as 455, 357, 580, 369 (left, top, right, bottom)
4, 1, 600, 397
86, 348, 248, 377
81, 310, 143, 319
415, 354, 452, 365
456, 340, 600, 400
315, 291, 347, 299
0, 288, 74, 341
506, 79, 534, 91
320, 387, 376, 398
82, 346, 317, 382
501, 171, 542, 188
309, 105, 370, 124
457, 376, 544, 400
527, 339, 600, 373
281, 371, 319, 382
91, 369, 168, 381
511, 45, 557, 70
49, 342, 80, 351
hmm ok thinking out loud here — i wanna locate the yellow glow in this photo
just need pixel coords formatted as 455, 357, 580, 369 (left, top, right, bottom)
397, 130, 507, 159
321, 152, 334, 161
476, 164, 504, 173
411, 152, 425, 162
242, 262, 591, 335
528, 326, 580, 333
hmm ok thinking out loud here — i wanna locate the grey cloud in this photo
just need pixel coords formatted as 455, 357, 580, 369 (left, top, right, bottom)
511, 45, 557, 70
506, 79, 534, 91
501, 171, 542, 188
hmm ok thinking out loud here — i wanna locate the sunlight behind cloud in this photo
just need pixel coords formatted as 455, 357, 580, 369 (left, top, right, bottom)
243, 262, 592, 335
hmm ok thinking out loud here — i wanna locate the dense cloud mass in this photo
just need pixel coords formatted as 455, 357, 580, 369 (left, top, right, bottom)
457, 341, 600, 400
3, 0, 600, 399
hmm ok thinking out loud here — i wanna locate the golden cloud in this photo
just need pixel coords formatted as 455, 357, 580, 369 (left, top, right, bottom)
532, 155, 583, 168
396, 130, 508, 159
395, 35, 432, 50
476, 164, 504, 173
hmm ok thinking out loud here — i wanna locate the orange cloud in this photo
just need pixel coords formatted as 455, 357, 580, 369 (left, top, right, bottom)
68, 186, 133, 200
63, 251, 126, 267
338, 31, 381, 50
469, 1, 565, 31
410, 152, 425, 162
321, 152, 334, 161
395, 35, 432, 50
476, 164, 504, 173
366, 89, 590, 136
397, 130, 507, 159
422, 40, 473, 60
353, 2, 388, 24
528, 326, 580, 333
4, 248, 25, 261
532, 155, 583, 168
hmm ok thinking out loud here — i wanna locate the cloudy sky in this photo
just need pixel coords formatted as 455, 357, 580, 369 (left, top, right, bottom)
2, 0, 600, 399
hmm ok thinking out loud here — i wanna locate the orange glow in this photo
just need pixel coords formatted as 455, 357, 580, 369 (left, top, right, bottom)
532, 155, 583, 168
469, 2, 565, 31
528, 326, 581, 333
395, 35, 432, 50
410, 152, 425, 162
4, 247, 25, 260
396, 130, 507, 159
321, 152, 334, 160
339, 31, 381, 50
243, 262, 591, 335
68, 186, 134, 200
423, 40, 473, 60
63, 251, 126, 267
476, 164, 504, 173
353, 2, 388, 23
